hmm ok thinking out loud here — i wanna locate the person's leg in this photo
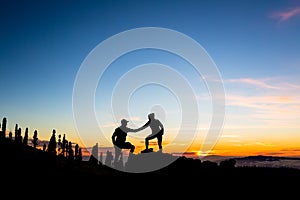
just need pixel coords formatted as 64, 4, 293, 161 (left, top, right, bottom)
157, 135, 162, 149
130, 144, 135, 153
124, 142, 135, 153
145, 134, 156, 150
145, 138, 149, 150
114, 146, 121, 163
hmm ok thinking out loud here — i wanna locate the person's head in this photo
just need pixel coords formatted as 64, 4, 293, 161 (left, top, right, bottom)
121, 119, 129, 126
148, 113, 155, 120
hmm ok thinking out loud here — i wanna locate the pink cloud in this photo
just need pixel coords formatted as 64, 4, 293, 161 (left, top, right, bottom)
272, 7, 300, 22
226, 78, 279, 89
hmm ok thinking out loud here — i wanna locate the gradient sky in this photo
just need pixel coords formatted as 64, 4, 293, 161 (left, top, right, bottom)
1, 0, 300, 157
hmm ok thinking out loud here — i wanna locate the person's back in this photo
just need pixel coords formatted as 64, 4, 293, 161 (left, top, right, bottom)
141, 113, 164, 136
138, 113, 164, 152
149, 119, 164, 135
113, 127, 127, 146
111, 119, 136, 159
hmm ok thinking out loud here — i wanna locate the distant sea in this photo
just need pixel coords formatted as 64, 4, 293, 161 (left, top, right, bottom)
83, 154, 300, 170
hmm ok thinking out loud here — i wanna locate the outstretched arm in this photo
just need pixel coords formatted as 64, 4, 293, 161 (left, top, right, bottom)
133, 120, 150, 132
125, 127, 139, 133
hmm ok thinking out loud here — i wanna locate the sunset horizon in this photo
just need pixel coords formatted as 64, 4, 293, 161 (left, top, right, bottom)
1, 0, 300, 164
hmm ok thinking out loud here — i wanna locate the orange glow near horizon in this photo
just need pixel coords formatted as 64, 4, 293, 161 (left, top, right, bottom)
177, 127, 300, 158
3, 118, 300, 158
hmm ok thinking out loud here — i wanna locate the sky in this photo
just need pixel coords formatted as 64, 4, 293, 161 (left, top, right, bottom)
1, 0, 300, 158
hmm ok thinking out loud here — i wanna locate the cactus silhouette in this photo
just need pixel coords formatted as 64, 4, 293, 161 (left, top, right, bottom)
23, 127, 29, 145
62, 134, 68, 157
32, 130, 38, 148
17, 127, 22, 143
47, 129, 57, 155
75, 143, 79, 160
1, 117, 7, 138
78, 148, 82, 161
14, 124, 18, 141
68, 141, 74, 160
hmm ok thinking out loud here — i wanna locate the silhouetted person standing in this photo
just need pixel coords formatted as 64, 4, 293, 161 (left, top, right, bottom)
137, 113, 164, 153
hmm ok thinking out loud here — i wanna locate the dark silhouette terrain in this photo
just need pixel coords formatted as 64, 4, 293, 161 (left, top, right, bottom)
1, 137, 300, 183
0, 116, 299, 194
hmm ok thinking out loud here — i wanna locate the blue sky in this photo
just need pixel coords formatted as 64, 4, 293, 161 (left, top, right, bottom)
1, 0, 300, 156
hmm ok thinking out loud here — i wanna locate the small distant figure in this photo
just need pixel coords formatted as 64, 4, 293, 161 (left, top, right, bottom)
136, 113, 164, 153
111, 119, 138, 164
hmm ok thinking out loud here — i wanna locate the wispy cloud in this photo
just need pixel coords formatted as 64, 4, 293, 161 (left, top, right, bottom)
226, 94, 299, 108
226, 93, 300, 125
255, 142, 274, 147
220, 134, 240, 138
100, 123, 117, 128
224, 77, 300, 128
99, 116, 143, 128
271, 7, 300, 22
225, 78, 279, 89
281, 147, 300, 152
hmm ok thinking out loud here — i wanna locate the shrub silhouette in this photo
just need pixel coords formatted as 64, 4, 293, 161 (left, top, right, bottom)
219, 159, 236, 168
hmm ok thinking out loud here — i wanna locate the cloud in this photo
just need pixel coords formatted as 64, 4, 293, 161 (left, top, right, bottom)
281, 147, 300, 152
130, 116, 143, 122
99, 123, 117, 128
225, 77, 300, 109
226, 94, 298, 108
99, 116, 144, 128
255, 142, 274, 147
224, 77, 300, 128
226, 93, 300, 125
225, 78, 279, 89
271, 7, 300, 22
220, 134, 240, 138
171, 151, 198, 157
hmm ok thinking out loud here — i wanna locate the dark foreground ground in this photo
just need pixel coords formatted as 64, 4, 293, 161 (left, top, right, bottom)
1, 138, 299, 196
